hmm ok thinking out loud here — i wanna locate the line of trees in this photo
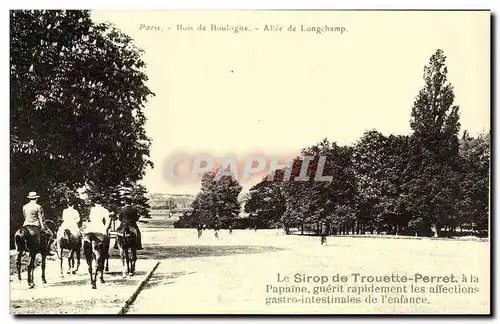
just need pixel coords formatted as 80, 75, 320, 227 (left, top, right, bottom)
180, 49, 490, 238
10, 10, 154, 246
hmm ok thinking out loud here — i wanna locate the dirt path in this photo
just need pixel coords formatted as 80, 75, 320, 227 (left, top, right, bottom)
10, 217, 490, 315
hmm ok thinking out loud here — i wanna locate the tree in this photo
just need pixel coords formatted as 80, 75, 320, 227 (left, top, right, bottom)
352, 130, 389, 233
245, 176, 286, 229
189, 169, 243, 228
10, 10, 154, 245
405, 49, 461, 237
457, 131, 490, 234
353, 131, 413, 235
278, 139, 356, 235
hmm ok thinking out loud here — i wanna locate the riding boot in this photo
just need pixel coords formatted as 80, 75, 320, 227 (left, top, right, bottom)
136, 226, 143, 250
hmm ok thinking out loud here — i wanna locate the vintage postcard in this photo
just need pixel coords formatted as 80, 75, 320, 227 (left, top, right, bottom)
9, 10, 490, 315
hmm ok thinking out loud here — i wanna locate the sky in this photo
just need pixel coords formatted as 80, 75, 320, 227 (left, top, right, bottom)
90, 10, 490, 195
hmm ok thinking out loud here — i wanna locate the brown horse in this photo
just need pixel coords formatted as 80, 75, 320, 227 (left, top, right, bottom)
14, 225, 50, 288
83, 232, 110, 289
56, 228, 82, 277
116, 222, 138, 277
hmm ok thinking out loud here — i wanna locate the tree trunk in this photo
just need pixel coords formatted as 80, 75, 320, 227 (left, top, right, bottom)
301, 223, 304, 235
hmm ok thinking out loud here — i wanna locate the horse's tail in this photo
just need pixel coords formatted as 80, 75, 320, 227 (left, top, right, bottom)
64, 229, 71, 241
15, 230, 28, 255
119, 223, 136, 248
124, 224, 132, 245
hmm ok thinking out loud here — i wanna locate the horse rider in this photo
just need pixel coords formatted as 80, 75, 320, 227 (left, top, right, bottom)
57, 198, 81, 238
85, 202, 111, 235
22, 191, 54, 256
117, 194, 143, 250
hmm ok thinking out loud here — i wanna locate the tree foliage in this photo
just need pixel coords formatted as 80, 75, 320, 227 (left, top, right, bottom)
179, 170, 243, 229
10, 10, 154, 245
239, 49, 489, 238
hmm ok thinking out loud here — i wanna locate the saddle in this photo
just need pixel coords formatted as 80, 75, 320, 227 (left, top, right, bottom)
21, 225, 42, 237
83, 232, 109, 244
16, 225, 49, 253
116, 223, 138, 238
21, 225, 51, 242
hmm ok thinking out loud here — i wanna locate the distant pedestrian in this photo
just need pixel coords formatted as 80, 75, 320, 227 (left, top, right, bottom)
320, 223, 327, 246
214, 223, 220, 239
197, 223, 203, 239
229, 225, 233, 235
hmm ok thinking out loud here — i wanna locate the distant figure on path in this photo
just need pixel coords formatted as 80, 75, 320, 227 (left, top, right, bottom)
229, 225, 233, 235
320, 223, 327, 246
214, 223, 220, 239
197, 223, 203, 239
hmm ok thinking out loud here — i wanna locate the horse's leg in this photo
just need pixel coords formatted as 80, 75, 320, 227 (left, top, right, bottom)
130, 247, 137, 275
97, 254, 105, 284
105, 243, 109, 273
41, 253, 47, 284
85, 250, 95, 289
16, 250, 22, 281
74, 247, 81, 273
68, 250, 75, 273
59, 247, 65, 277
56, 240, 63, 277
125, 247, 131, 275
92, 251, 99, 288
92, 259, 98, 289
27, 252, 35, 288
120, 245, 127, 278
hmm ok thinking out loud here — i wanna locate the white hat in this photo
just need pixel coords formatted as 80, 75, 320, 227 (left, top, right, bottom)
27, 191, 40, 199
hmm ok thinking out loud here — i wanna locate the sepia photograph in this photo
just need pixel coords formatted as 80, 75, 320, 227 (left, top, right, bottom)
9, 9, 491, 315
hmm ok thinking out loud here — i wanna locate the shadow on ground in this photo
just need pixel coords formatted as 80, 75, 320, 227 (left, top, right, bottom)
136, 245, 284, 260
11, 245, 284, 276
143, 271, 194, 290
10, 295, 124, 315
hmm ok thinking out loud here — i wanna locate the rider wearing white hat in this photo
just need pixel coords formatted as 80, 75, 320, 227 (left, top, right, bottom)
22, 191, 54, 255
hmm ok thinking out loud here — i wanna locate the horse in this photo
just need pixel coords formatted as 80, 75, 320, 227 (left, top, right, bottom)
56, 227, 82, 277
14, 225, 50, 288
82, 232, 110, 289
116, 222, 138, 277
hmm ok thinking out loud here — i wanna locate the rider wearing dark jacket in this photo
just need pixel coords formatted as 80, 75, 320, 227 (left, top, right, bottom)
118, 202, 143, 250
